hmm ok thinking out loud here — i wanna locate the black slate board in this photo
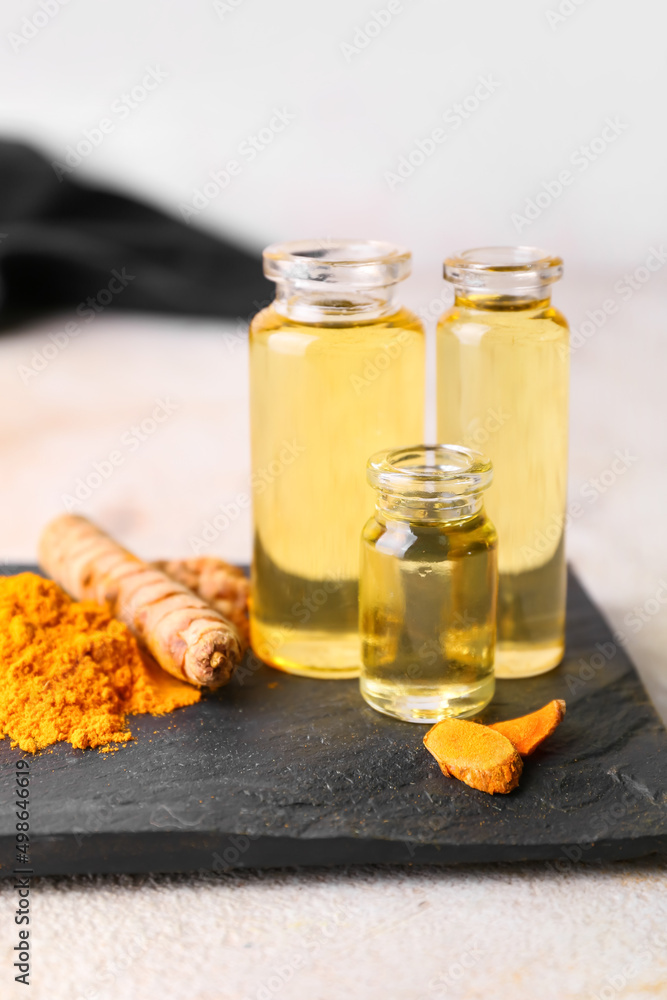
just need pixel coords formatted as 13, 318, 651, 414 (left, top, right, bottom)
0, 566, 666, 877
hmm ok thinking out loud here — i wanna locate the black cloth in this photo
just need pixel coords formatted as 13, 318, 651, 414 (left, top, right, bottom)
0, 140, 271, 327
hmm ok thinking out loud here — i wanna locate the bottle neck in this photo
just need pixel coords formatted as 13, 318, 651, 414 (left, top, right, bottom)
453, 288, 552, 311
443, 247, 563, 310
375, 490, 485, 525
273, 281, 399, 324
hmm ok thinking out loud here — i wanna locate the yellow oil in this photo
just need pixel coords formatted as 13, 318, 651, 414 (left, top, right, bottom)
359, 510, 497, 722
436, 298, 569, 677
249, 304, 425, 678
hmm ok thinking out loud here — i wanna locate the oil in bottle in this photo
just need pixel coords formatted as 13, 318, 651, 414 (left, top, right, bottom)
359, 445, 497, 722
250, 241, 425, 678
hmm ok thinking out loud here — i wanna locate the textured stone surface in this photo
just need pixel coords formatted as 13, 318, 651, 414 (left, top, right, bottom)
1, 568, 665, 876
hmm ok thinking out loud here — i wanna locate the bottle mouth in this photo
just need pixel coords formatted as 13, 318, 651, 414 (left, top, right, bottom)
367, 444, 493, 503
263, 239, 412, 290
444, 246, 563, 296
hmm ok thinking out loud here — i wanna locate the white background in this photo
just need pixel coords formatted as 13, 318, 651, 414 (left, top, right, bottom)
1, 3, 666, 999
1, 0, 665, 269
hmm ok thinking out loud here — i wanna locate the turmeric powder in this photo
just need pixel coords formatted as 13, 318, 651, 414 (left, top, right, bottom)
0, 573, 200, 753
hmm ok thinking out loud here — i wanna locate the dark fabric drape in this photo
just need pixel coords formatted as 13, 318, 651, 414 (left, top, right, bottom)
0, 140, 271, 328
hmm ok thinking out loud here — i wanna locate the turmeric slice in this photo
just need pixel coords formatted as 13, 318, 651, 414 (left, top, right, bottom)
488, 699, 566, 756
423, 718, 522, 795
39, 515, 243, 689
152, 557, 249, 651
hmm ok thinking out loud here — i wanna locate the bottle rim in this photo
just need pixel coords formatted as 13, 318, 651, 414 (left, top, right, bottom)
263, 239, 412, 289
444, 246, 563, 291
367, 444, 493, 500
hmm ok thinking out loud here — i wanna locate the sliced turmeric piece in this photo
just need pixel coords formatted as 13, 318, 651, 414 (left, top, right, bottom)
488, 699, 566, 756
423, 718, 523, 795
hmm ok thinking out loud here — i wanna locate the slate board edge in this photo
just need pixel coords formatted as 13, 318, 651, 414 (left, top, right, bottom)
1, 831, 666, 879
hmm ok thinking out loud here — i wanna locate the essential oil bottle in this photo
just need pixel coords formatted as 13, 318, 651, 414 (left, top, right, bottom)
359, 445, 497, 722
249, 240, 425, 678
437, 248, 569, 678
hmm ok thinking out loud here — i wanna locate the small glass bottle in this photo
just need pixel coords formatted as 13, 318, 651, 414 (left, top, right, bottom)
437, 248, 569, 679
359, 445, 497, 723
250, 240, 425, 679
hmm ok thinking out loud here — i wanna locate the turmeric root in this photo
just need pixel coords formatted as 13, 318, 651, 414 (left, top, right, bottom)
152, 558, 249, 651
423, 718, 523, 795
38, 515, 243, 689
488, 699, 566, 756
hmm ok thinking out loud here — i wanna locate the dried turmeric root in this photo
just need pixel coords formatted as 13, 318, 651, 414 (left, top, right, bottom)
488, 699, 566, 756
152, 558, 249, 651
39, 515, 243, 689
423, 718, 523, 795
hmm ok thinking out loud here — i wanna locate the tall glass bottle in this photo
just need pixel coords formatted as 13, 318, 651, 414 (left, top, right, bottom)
436, 247, 569, 678
250, 240, 425, 678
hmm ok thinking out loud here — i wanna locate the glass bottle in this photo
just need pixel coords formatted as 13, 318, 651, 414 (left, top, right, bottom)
249, 240, 425, 678
436, 247, 569, 678
359, 445, 497, 723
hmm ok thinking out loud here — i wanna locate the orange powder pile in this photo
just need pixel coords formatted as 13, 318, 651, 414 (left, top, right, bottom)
0, 573, 200, 753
